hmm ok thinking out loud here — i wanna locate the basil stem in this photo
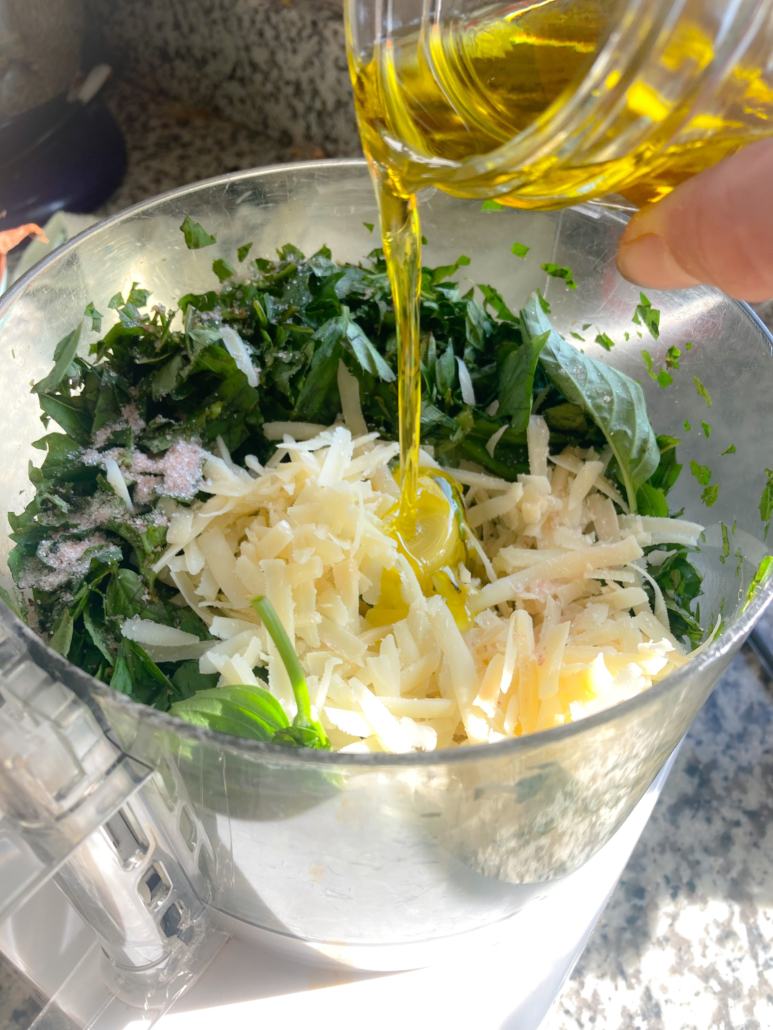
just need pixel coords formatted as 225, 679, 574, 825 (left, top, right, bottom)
251, 595, 329, 748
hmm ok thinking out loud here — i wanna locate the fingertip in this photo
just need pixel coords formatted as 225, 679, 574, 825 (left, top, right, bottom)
617, 140, 773, 301
617, 231, 701, 291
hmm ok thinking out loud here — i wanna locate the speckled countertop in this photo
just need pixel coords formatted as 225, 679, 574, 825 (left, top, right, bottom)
2, 76, 773, 1030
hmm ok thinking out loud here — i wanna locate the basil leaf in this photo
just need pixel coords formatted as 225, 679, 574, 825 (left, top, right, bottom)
32, 326, 82, 395
343, 310, 396, 383
635, 293, 660, 339
0, 584, 25, 621
84, 302, 103, 333
479, 284, 518, 323
213, 258, 236, 282
110, 638, 175, 709
171, 662, 219, 701
38, 393, 93, 444
170, 684, 290, 742
637, 483, 669, 517
49, 609, 74, 657
523, 292, 659, 512
497, 331, 549, 434
105, 568, 176, 625
760, 469, 773, 523
542, 263, 577, 289
180, 215, 216, 249
689, 461, 711, 487
127, 284, 151, 307
431, 254, 470, 284
436, 343, 456, 396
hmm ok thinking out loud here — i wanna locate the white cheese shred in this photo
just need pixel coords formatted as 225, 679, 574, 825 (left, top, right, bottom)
159, 422, 707, 752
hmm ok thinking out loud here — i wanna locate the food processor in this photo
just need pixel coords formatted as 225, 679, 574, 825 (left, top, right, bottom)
0, 159, 771, 1029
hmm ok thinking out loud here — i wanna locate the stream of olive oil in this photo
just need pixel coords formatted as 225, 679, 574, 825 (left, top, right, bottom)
367, 0, 612, 585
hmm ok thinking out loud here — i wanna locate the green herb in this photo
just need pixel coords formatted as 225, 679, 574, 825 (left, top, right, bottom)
637, 482, 669, 517
32, 326, 82, 396
250, 596, 329, 748
634, 293, 660, 339
570, 332, 584, 341
171, 684, 291, 742
686, 341, 693, 351
108, 292, 124, 310
721, 522, 730, 558
683, 420, 691, 431
735, 549, 743, 578
721, 443, 736, 455
127, 284, 150, 308
665, 345, 681, 369
363, 222, 375, 233
641, 349, 672, 387
648, 435, 682, 497
0, 584, 25, 621
523, 293, 659, 512
693, 376, 712, 407
582, 324, 591, 331
511, 242, 530, 258
649, 546, 704, 648
212, 258, 236, 282
744, 556, 773, 612
689, 460, 711, 486
430, 254, 470, 285
701, 484, 719, 507
536, 289, 551, 314
497, 331, 550, 434
759, 469, 773, 524
84, 302, 103, 333
237, 242, 253, 262
595, 332, 614, 351
180, 215, 216, 249
542, 263, 577, 289
701, 421, 711, 438
481, 199, 505, 211
9, 236, 709, 742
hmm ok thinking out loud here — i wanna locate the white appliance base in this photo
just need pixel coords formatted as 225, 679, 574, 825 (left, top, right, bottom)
156, 748, 679, 1030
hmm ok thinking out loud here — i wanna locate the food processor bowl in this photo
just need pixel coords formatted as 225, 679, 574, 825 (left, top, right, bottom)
1, 159, 771, 971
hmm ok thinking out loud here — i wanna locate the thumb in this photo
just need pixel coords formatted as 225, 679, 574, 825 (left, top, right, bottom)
617, 138, 773, 302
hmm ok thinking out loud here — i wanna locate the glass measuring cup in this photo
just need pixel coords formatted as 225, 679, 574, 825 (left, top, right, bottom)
346, 0, 773, 208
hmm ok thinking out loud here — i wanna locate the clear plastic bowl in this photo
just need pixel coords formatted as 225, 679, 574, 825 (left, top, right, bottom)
1, 159, 771, 970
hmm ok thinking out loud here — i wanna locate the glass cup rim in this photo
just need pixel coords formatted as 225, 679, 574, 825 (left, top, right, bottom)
2, 157, 771, 768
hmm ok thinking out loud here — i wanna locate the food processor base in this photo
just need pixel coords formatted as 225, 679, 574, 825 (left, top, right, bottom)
153, 747, 679, 1029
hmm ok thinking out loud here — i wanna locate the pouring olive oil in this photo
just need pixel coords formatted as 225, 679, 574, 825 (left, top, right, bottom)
348, 0, 773, 615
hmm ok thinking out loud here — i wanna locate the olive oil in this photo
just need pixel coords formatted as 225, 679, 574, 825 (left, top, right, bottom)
353, 0, 773, 207
354, 0, 614, 202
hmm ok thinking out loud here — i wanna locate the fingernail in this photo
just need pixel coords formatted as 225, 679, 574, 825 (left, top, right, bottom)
617, 231, 701, 291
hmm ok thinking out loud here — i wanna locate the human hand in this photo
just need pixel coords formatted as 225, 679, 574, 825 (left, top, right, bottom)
617, 138, 773, 302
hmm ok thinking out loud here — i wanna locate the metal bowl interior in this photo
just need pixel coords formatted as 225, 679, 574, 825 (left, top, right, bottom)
1, 159, 771, 963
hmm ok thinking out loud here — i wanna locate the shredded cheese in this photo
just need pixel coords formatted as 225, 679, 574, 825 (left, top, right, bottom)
155, 408, 705, 752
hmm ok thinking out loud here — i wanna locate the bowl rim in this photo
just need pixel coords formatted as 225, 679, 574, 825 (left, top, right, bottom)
2, 156, 772, 769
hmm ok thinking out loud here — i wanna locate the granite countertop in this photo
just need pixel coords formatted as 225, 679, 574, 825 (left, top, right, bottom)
2, 75, 773, 1030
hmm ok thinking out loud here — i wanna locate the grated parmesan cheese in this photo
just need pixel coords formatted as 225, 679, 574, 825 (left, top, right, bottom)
154, 399, 705, 752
